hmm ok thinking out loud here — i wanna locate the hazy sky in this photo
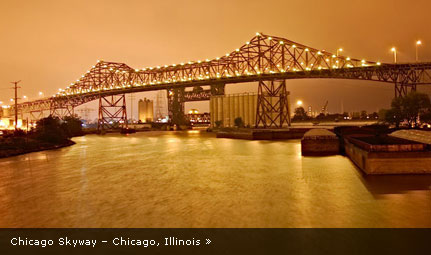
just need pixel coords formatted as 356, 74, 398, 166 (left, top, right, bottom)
1, 0, 431, 119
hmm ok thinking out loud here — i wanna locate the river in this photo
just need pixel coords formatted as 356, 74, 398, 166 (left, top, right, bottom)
0, 131, 430, 227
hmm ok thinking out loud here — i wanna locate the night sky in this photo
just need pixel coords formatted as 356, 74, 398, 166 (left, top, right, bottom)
1, 0, 430, 119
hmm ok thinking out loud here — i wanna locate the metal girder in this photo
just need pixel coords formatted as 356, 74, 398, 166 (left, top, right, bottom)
98, 94, 127, 130
11, 33, 431, 116
256, 80, 291, 128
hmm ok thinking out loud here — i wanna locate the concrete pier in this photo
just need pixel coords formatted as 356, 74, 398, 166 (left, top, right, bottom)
301, 129, 339, 156
344, 136, 431, 174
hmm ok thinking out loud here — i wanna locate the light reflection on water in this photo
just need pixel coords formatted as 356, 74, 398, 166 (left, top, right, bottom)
0, 131, 430, 228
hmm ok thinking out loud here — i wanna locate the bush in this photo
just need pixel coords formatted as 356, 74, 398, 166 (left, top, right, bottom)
215, 120, 223, 128
234, 117, 244, 128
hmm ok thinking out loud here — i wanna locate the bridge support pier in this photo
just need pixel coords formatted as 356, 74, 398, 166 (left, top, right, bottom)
98, 94, 128, 131
395, 83, 417, 98
255, 80, 291, 128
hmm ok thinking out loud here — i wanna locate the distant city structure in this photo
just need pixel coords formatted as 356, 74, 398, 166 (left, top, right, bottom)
138, 98, 154, 123
186, 109, 210, 125
154, 90, 168, 122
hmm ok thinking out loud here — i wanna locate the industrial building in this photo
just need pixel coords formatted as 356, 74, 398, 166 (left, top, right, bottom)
186, 109, 210, 125
138, 98, 154, 123
210, 93, 258, 128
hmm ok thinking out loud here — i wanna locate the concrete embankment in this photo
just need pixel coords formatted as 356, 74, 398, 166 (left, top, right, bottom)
216, 128, 310, 140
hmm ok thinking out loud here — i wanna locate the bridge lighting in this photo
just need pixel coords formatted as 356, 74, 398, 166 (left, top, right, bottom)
296, 100, 303, 106
416, 40, 422, 62
279, 41, 284, 44
346, 57, 351, 61
377, 62, 381, 66
332, 54, 336, 58
336, 48, 343, 57
361, 59, 366, 63
317, 51, 322, 55
292, 45, 296, 48
256, 32, 260, 36
391, 47, 397, 63
226, 53, 229, 56
135, 69, 139, 72
97, 60, 100, 63
236, 48, 240, 52
326, 58, 329, 62
268, 37, 272, 40
305, 48, 309, 52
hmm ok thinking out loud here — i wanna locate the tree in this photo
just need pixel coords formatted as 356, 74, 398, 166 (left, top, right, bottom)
402, 91, 431, 127
234, 117, 244, 128
61, 115, 83, 137
293, 107, 308, 121
35, 116, 68, 143
383, 91, 431, 128
360, 110, 368, 119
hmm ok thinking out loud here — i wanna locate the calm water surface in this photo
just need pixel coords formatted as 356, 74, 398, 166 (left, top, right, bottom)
0, 131, 430, 227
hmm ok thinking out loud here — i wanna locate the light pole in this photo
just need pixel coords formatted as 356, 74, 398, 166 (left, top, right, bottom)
416, 40, 422, 62
391, 47, 397, 63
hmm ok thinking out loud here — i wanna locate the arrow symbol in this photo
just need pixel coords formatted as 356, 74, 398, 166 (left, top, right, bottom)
206, 239, 211, 245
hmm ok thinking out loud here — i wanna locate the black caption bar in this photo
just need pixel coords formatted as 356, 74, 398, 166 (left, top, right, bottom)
0, 229, 430, 255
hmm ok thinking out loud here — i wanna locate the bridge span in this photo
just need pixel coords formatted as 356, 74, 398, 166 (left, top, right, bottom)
9, 32, 431, 128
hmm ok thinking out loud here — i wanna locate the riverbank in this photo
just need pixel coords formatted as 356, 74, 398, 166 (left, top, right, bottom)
0, 138, 75, 158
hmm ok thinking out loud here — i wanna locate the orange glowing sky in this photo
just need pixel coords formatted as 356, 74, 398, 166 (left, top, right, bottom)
1, 0, 430, 119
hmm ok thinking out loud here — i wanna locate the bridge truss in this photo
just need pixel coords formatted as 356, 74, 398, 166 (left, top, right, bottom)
11, 33, 431, 128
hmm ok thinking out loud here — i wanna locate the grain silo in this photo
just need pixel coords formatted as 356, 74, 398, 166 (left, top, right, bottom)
138, 98, 154, 123
210, 93, 259, 128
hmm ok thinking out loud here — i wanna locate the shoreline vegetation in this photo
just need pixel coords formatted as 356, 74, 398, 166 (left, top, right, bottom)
0, 115, 83, 159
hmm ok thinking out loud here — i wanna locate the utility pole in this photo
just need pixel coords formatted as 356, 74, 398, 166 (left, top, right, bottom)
11, 80, 21, 131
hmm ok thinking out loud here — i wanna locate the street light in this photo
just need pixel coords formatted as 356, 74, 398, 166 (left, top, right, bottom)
416, 40, 422, 62
391, 47, 397, 63
296, 100, 303, 106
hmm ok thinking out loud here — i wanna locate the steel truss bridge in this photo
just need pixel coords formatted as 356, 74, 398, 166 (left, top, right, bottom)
11, 32, 431, 128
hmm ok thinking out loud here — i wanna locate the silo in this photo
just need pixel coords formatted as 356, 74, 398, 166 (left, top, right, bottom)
217, 96, 223, 124
228, 95, 234, 127
209, 97, 214, 127
138, 99, 146, 122
239, 94, 244, 125
251, 94, 258, 126
234, 94, 239, 121
213, 96, 218, 125
223, 95, 230, 127
244, 93, 250, 126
